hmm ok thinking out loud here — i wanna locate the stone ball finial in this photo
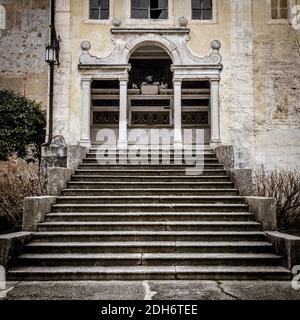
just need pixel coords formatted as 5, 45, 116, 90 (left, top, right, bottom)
81, 40, 91, 51
112, 18, 122, 27
211, 40, 221, 51
178, 17, 188, 28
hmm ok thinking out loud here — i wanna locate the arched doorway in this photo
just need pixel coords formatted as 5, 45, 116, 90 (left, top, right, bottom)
126, 44, 211, 143
128, 45, 174, 128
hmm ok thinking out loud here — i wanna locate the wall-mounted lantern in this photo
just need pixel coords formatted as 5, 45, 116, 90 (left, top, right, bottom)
45, 35, 61, 66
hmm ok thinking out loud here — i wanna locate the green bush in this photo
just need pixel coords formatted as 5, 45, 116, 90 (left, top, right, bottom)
0, 90, 46, 161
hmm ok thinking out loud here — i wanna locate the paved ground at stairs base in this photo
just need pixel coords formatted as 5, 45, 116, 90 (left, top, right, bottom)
1, 281, 300, 300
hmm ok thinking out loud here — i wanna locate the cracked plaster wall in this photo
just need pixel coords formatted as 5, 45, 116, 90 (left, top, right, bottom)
0, 1, 299, 170
0, 0, 49, 107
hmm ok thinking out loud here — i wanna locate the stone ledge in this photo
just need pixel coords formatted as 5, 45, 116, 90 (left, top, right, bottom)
214, 145, 253, 196
45, 168, 74, 196
245, 197, 277, 231
266, 232, 300, 270
111, 28, 190, 34
0, 232, 32, 269
23, 197, 57, 232
214, 145, 234, 170
229, 169, 253, 196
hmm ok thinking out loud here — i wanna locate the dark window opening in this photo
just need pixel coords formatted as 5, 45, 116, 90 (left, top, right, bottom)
192, 0, 213, 20
89, 0, 109, 20
131, 0, 168, 19
182, 80, 210, 89
92, 80, 119, 89
271, 0, 288, 19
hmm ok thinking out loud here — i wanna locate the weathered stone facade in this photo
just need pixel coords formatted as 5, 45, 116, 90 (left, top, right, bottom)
0, 0, 49, 106
1, 0, 299, 170
252, 1, 300, 170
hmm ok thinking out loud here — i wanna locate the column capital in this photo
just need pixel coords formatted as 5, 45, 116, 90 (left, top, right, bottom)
81, 78, 92, 87
210, 79, 220, 85
119, 78, 129, 84
173, 78, 183, 84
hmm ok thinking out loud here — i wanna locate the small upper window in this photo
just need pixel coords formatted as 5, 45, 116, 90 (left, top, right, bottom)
89, 0, 109, 20
0, 5, 6, 29
131, 0, 168, 19
271, 0, 288, 19
192, 0, 213, 20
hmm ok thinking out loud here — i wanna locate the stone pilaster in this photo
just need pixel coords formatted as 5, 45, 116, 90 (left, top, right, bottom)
53, 0, 71, 144
229, 0, 255, 168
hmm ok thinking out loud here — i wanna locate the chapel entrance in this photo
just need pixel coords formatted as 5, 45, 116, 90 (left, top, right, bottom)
89, 44, 212, 145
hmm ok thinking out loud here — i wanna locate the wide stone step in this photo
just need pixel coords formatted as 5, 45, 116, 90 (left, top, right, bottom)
79, 163, 225, 169
24, 241, 274, 254
71, 176, 231, 183
75, 169, 227, 176
8, 266, 291, 281
67, 181, 236, 190
45, 212, 255, 223
86, 155, 218, 162
51, 203, 249, 213
32, 231, 267, 242
85, 158, 220, 164
88, 148, 214, 153
37, 221, 261, 232
56, 196, 244, 205
61, 188, 239, 197
14, 253, 282, 267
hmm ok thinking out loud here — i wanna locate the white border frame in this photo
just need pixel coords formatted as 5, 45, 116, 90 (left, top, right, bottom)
85, 0, 114, 24
0, 5, 6, 30
189, 0, 218, 25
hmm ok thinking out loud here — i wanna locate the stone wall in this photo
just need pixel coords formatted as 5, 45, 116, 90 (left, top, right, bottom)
221, 0, 255, 169
0, 0, 49, 106
1, 0, 299, 171
252, 1, 300, 171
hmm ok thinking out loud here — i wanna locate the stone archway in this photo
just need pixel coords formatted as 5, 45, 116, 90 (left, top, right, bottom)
122, 34, 181, 65
78, 32, 223, 148
127, 43, 174, 129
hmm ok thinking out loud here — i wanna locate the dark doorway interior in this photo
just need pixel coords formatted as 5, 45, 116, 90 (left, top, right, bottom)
128, 59, 173, 89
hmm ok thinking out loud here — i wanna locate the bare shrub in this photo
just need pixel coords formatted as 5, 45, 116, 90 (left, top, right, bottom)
253, 166, 300, 231
0, 161, 45, 232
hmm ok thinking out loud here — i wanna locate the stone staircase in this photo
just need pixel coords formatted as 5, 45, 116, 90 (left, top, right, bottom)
8, 146, 291, 280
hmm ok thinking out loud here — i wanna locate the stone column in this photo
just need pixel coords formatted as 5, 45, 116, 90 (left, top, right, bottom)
80, 78, 92, 148
210, 79, 221, 146
173, 79, 183, 149
118, 79, 128, 149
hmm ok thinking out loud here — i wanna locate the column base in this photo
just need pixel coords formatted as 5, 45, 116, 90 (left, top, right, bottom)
210, 139, 222, 148
80, 139, 91, 149
118, 140, 128, 150
173, 140, 183, 150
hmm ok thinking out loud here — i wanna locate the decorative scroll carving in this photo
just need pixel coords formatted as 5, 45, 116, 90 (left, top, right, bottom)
79, 32, 222, 67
